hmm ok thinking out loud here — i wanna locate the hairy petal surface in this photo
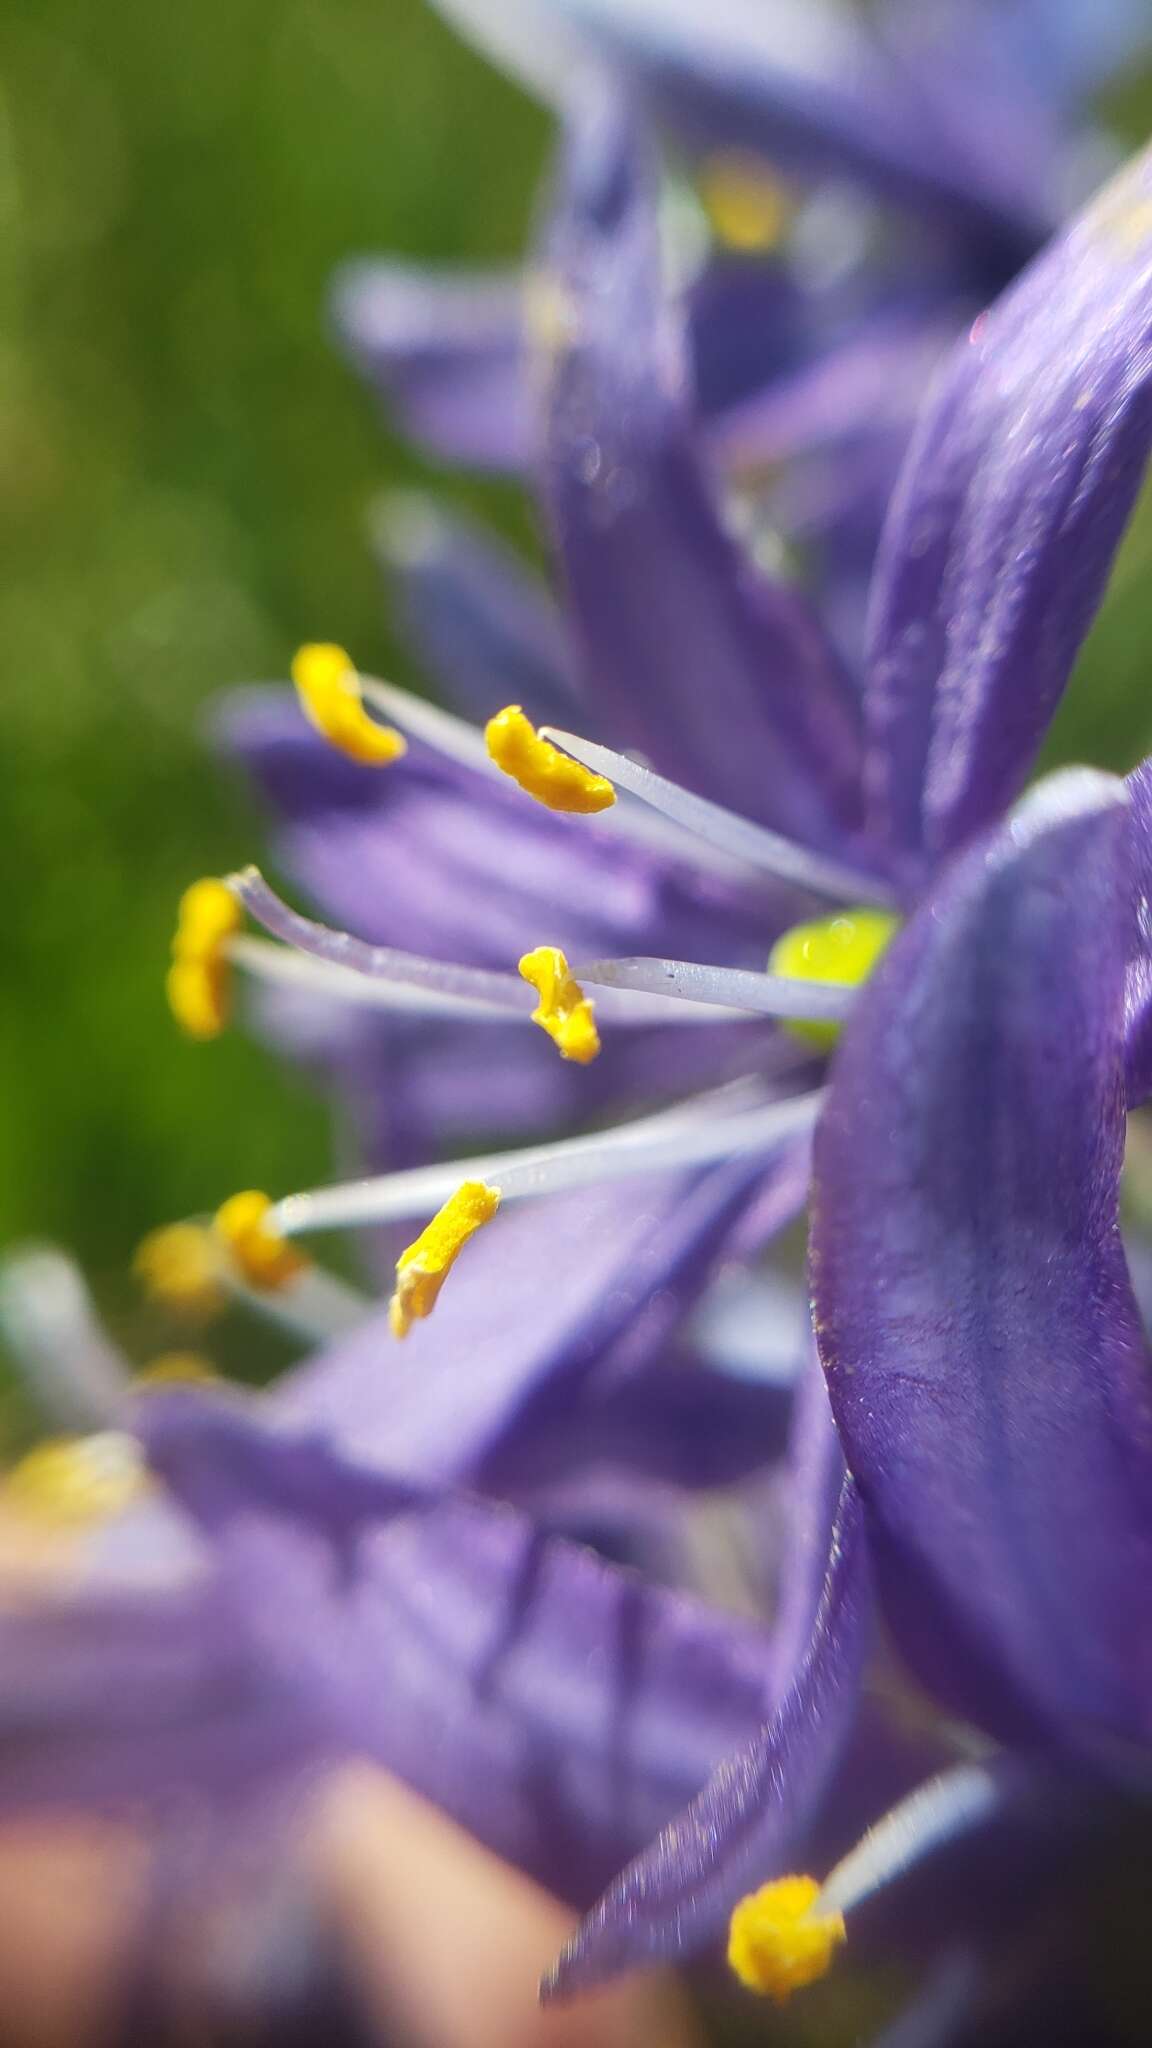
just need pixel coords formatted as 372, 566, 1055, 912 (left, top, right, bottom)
812, 770, 1152, 1744
864, 145, 1152, 863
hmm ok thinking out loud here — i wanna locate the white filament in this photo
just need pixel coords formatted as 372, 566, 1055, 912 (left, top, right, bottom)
541, 726, 896, 904
270, 1084, 821, 1238
574, 954, 853, 1019
819, 1764, 1004, 1921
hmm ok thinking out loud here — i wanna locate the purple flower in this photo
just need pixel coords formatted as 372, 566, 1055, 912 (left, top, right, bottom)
199, 115, 1152, 2034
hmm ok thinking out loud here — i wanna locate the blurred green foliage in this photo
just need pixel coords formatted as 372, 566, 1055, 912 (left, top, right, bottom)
0, 0, 1150, 1421
0, 0, 546, 1407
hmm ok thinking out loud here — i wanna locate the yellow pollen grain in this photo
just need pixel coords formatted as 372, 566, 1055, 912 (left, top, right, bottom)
4, 1433, 146, 1528
768, 907, 899, 1049
291, 643, 407, 766
484, 706, 615, 814
213, 1191, 308, 1293
701, 153, 790, 253
389, 1180, 500, 1339
727, 1876, 845, 2004
167, 877, 242, 1040
134, 1221, 225, 1320
518, 946, 600, 1064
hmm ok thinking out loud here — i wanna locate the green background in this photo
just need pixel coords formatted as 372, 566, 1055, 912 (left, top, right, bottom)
1, 0, 1150, 1419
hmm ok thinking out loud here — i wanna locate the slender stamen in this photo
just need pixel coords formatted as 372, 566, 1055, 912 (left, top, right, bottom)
539, 727, 896, 906
360, 673, 496, 775
818, 1765, 1004, 1921
574, 956, 853, 1022
230, 870, 773, 1028
231, 868, 526, 1013
268, 1086, 821, 1239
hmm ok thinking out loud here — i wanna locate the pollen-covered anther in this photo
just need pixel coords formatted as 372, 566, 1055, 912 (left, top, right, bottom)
167, 877, 243, 1040
291, 643, 407, 766
700, 152, 791, 253
727, 1876, 845, 2004
213, 1191, 308, 1293
389, 1181, 500, 1339
485, 706, 616, 814
518, 947, 600, 1063
4, 1432, 146, 1527
134, 1222, 225, 1319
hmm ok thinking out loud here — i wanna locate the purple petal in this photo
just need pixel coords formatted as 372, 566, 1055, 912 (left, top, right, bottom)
864, 146, 1152, 863
536, 94, 864, 850
542, 1476, 870, 1991
330, 261, 529, 471
812, 770, 1152, 1744
278, 1161, 791, 1486
142, 1396, 777, 1904
374, 495, 579, 727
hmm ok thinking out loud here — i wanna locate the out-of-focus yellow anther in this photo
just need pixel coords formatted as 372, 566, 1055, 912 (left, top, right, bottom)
701, 153, 791, 253
485, 706, 615, 814
518, 947, 600, 1064
136, 1352, 220, 1388
768, 908, 899, 1049
291, 643, 407, 766
134, 1222, 224, 1319
389, 1181, 500, 1339
727, 1876, 845, 2004
4, 1433, 145, 1527
167, 878, 242, 1040
213, 1191, 307, 1293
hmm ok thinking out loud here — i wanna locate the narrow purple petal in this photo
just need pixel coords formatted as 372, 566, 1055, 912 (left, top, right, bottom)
812, 770, 1152, 1744
278, 1161, 788, 1486
375, 495, 579, 727
330, 261, 529, 471
142, 1397, 777, 1904
864, 145, 1152, 863
543, 1479, 870, 1993
536, 94, 864, 850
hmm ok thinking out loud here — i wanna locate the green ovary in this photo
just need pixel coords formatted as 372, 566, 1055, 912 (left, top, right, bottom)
768, 908, 900, 1049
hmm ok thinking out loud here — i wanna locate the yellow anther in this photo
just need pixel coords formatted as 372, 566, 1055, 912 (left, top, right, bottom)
727, 1876, 845, 2004
167, 877, 242, 1040
768, 907, 900, 1049
212, 1191, 307, 1293
700, 153, 791, 253
485, 706, 615, 815
134, 1222, 225, 1319
4, 1433, 145, 1527
389, 1181, 500, 1339
518, 947, 600, 1064
291, 643, 407, 766
135, 1352, 220, 1388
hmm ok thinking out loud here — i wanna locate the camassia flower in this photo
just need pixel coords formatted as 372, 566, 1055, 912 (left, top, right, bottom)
147, 111, 1152, 2036
183, 113, 1152, 1357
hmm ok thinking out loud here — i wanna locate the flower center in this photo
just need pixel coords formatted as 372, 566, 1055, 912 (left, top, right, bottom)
767, 909, 900, 1048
